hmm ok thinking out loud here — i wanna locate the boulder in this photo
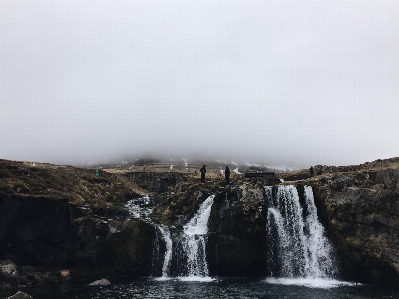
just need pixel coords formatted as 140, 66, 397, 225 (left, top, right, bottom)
0, 260, 19, 286
6, 291, 33, 299
88, 278, 111, 287
60, 269, 70, 281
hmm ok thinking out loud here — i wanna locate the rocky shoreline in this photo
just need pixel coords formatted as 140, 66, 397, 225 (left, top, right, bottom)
1, 158, 399, 297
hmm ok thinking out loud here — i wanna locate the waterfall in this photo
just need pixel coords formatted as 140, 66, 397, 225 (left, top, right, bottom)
126, 195, 214, 280
180, 194, 215, 280
157, 225, 173, 278
302, 186, 335, 278
266, 185, 336, 279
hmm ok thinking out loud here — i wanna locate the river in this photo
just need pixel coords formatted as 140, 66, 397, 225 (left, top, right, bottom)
25, 277, 399, 299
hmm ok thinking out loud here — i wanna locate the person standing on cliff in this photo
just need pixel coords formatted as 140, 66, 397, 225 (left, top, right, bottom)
200, 165, 206, 182
310, 166, 314, 177
225, 166, 231, 184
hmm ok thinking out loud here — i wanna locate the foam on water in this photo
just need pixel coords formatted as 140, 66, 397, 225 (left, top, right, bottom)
155, 276, 215, 282
265, 277, 360, 289
154, 276, 172, 281
177, 276, 215, 282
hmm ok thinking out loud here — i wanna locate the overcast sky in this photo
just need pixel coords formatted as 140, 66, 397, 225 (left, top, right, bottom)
1, 1, 398, 167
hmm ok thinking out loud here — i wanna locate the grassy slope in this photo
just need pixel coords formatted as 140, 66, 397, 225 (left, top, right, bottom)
0, 159, 141, 209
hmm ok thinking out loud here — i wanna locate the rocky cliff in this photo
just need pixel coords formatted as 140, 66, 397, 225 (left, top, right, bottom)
307, 158, 399, 285
1, 157, 399, 295
0, 160, 157, 294
206, 157, 399, 284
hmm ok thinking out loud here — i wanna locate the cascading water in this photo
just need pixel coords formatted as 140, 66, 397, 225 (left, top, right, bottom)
126, 196, 173, 278
126, 194, 214, 280
125, 195, 152, 219
266, 185, 336, 279
303, 185, 335, 278
157, 225, 173, 278
179, 194, 215, 280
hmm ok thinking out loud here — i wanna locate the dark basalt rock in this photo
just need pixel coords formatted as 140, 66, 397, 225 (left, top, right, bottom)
104, 221, 155, 276
0, 159, 157, 290
310, 162, 399, 285
206, 186, 268, 276
0, 195, 69, 266
6, 291, 33, 299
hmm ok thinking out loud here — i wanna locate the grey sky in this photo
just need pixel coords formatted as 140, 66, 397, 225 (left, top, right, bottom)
1, 1, 398, 167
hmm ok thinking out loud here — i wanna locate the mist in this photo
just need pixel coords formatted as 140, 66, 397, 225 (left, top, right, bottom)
1, 1, 398, 168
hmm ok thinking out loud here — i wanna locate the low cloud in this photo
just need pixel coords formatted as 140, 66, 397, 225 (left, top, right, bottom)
1, 1, 398, 168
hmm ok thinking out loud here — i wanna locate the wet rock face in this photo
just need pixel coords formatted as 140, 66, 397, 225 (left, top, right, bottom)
237, 183, 266, 223
312, 166, 399, 285
0, 159, 158, 286
104, 221, 155, 276
0, 195, 70, 265
207, 186, 268, 276
0, 195, 115, 267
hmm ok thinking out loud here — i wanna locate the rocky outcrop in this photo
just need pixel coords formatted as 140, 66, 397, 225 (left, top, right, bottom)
0, 159, 156, 291
309, 160, 399, 285
0, 191, 139, 268
207, 183, 268, 276
124, 172, 184, 194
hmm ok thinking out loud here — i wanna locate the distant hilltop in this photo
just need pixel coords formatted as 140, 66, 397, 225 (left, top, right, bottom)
83, 157, 298, 174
